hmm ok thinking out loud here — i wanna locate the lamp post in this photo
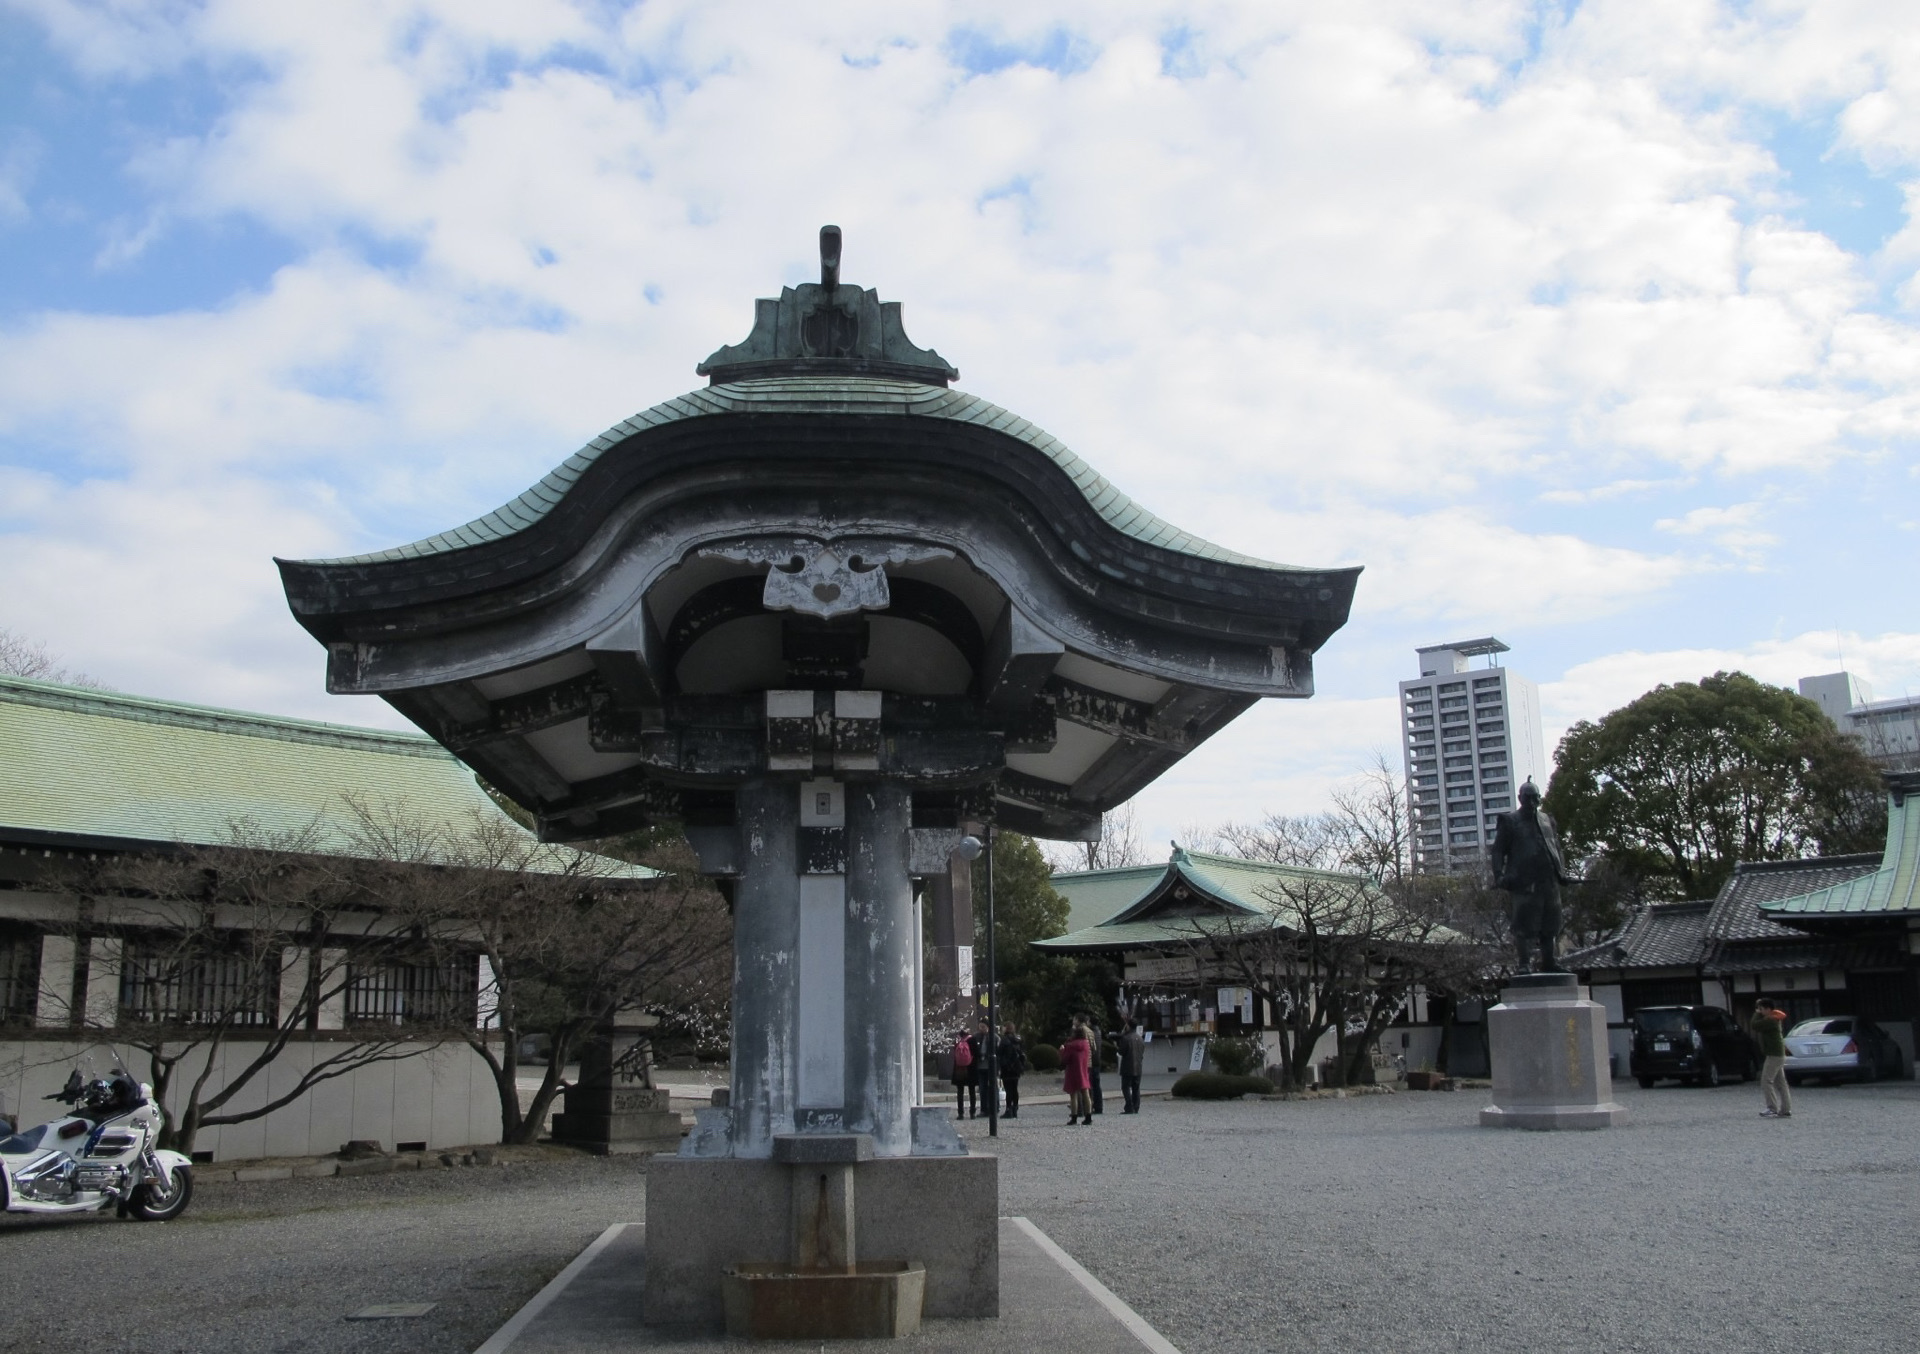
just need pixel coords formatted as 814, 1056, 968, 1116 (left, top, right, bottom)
955, 832, 996, 1138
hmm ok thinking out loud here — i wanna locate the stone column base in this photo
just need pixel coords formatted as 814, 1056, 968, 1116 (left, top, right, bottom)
1480, 973, 1629, 1132
551, 1086, 684, 1155
644, 1153, 998, 1328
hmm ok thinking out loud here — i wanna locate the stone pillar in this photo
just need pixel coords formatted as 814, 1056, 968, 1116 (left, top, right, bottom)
844, 782, 916, 1157
730, 778, 803, 1158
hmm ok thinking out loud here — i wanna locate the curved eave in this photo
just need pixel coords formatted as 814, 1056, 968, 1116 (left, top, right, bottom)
277, 378, 1359, 652
312, 379, 1301, 572
1032, 913, 1286, 954
1757, 783, 1920, 919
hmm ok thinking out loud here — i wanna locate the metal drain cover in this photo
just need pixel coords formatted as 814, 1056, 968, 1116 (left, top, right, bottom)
348, 1303, 437, 1320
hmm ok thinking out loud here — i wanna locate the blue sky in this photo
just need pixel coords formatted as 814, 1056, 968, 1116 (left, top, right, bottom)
3, 0, 1917, 848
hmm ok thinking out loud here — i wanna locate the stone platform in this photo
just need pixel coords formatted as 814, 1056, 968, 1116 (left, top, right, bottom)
476, 1217, 1177, 1353
645, 1150, 997, 1325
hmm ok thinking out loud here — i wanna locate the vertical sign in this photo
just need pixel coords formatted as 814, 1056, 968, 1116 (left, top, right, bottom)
796, 781, 847, 1109
796, 876, 846, 1107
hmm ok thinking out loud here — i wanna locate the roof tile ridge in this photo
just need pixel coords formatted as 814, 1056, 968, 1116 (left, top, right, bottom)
1052, 861, 1168, 879
0, 677, 449, 755
1736, 853, 1881, 874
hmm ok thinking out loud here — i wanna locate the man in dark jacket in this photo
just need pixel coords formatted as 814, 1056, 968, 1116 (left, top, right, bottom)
998, 1022, 1027, 1118
1489, 779, 1574, 973
1118, 1021, 1146, 1113
966, 1021, 991, 1118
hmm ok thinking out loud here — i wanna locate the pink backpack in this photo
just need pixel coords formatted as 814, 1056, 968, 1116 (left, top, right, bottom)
952, 1037, 973, 1068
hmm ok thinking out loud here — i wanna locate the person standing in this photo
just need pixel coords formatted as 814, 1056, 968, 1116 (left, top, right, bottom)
1750, 1000, 1792, 1119
971, 1019, 994, 1116
950, 1028, 977, 1119
998, 1022, 1027, 1119
1118, 1020, 1146, 1113
1086, 1018, 1106, 1115
1062, 1023, 1094, 1126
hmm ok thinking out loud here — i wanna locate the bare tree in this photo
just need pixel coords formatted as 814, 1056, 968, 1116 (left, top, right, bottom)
1188, 760, 1495, 1085
372, 808, 733, 1145
0, 627, 105, 688
51, 820, 454, 1154
1046, 800, 1147, 872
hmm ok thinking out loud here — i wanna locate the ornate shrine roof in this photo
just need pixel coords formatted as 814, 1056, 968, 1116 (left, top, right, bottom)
321, 378, 1292, 575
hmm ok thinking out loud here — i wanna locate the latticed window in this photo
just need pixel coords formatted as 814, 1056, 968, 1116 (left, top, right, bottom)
119, 942, 275, 1026
345, 955, 477, 1027
0, 927, 40, 1022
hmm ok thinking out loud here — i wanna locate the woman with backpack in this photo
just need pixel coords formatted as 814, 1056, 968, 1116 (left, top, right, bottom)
950, 1028, 977, 1119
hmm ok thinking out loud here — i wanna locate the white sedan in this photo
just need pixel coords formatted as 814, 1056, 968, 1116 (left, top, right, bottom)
1783, 1017, 1904, 1084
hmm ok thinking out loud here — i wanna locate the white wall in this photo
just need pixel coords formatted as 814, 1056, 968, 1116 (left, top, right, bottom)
0, 1036, 502, 1161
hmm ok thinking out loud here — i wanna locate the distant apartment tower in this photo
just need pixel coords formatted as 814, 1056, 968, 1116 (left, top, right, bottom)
1401, 638, 1548, 875
1799, 672, 1920, 770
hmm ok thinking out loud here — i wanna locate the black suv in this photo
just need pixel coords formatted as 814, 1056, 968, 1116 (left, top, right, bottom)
1629, 1006, 1758, 1088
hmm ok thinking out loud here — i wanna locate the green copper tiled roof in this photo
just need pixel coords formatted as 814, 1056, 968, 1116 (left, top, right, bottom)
1034, 913, 1291, 953
1036, 848, 1378, 951
1758, 785, 1920, 918
1046, 862, 1169, 935
0, 676, 643, 874
321, 378, 1281, 570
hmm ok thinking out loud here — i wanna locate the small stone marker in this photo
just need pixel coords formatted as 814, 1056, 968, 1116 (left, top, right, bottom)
347, 1303, 436, 1320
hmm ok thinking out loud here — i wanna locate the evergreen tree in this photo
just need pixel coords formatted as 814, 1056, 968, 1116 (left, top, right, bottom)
1546, 670, 1884, 901
972, 831, 1116, 1043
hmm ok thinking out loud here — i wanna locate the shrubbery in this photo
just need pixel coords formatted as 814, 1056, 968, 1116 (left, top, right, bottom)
1027, 1043, 1061, 1072
1171, 1071, 1275, 1100
1208, 1037, 1264, 1077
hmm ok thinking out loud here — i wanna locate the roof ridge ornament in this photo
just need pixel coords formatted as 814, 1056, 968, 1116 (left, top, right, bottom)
696, 225, 960, 387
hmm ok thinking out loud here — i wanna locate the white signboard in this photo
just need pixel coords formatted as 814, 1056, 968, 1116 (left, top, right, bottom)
1130, 955, 1200, 983
1189, 1037, 1209, 1071
956, 944, 974, 996
796, 875, 847, 1108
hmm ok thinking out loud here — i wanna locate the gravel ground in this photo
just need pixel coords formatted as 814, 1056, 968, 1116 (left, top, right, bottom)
977, 1079, 1920, 1354
0, 1081, 1911, 1354
0, 1149, 645, 1354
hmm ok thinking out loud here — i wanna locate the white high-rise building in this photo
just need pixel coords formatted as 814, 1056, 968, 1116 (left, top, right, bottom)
1400, 638, 1548, 876
1800, 672, 1920, 770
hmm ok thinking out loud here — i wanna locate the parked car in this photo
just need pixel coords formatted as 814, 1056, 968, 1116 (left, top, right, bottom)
1784, 1017, 1904, 1084
1630, 1005, 1758, 1088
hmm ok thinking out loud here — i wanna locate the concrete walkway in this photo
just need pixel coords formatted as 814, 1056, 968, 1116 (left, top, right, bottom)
478, 1217, 1177, 1353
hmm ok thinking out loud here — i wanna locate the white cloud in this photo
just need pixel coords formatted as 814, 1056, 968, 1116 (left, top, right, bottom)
1540, 629, 1920, 751
2, 0, 1918, 841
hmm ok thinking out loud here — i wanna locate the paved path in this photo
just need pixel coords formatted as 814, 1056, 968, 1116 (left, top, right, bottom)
0, 1079, 1909, 1353
486, 1217, 1169, 1353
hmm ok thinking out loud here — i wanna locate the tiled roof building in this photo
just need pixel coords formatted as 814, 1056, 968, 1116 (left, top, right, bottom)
1568, 774, 1920, 1071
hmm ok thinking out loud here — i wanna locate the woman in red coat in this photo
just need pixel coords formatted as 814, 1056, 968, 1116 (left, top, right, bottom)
1061, 1024, 1094, 1125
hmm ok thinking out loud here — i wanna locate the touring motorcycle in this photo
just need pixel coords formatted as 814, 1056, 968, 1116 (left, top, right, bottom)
0, 1064, 192, 1221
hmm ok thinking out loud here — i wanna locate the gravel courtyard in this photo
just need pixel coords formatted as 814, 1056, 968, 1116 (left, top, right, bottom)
0, 1080, 1911, 1354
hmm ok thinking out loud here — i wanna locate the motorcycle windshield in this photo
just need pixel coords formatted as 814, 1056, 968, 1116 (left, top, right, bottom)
0, 1124, 47, 1153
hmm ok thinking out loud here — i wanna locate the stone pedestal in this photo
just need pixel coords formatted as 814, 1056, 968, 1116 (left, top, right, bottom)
645, 1151, 998, 1328
1479, 973, 1628, 1130
551, 1084, 683, 1155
